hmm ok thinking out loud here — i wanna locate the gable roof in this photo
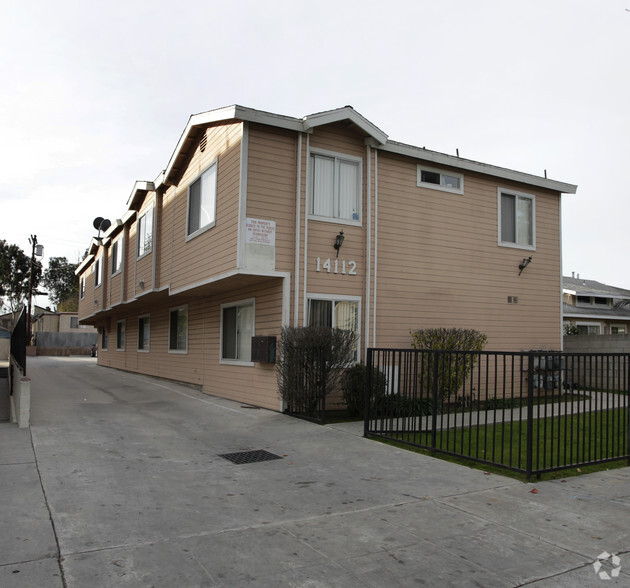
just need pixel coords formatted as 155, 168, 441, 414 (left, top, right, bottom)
563, 276, 630, 299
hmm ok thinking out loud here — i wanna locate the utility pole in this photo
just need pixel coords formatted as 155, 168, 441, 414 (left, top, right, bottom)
26, 235, 43, 344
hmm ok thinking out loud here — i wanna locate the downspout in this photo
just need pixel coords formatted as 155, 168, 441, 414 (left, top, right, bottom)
237, 122, 249, 270
302, 134, 310, 326
364, 144, 372, 363
373, 149, 378, 349
294, 133, 302, 326
151, 194, 158, 291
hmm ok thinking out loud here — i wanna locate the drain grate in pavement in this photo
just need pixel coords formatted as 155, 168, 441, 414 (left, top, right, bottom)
218, 449, 283, 465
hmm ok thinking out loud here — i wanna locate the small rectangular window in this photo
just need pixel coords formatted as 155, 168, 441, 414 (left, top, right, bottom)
116, 320, 126, 350
111, 239, 122, 274
80, 276, 86, 299
310, 152, 361, 222
417, 166, 463, 194
101, 328, 108, 350
70, 317, 79, 329
94, 257, 102, 287
137, 207, 153, 258
169, 306, 188, 352
138, 315, 150, 351
187, 162, 217, 237
221, 300, 254, 363
499, 189, 535, 249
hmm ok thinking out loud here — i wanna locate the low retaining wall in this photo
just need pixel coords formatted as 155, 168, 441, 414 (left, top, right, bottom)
34, 331, 97, 356
564, 334, 630, 354
9, 358, 30, 428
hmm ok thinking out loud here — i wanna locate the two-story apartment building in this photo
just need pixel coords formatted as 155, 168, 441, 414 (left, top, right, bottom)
563, 274, 630, 335
76, 105, 577, 410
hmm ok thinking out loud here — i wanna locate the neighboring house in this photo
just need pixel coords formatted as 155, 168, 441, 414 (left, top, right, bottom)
33, 311, 96, 334
76, 104, 577, 411
563, 274, 630, 335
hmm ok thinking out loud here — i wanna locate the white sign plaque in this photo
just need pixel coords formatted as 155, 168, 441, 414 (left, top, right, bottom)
245, 218, 276, 246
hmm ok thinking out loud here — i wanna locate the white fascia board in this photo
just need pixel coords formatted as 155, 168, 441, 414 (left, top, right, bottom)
564, 311, 629, 320
121, 209, 136, 223
103, 219, 124, 240
302, 107, 389, 145
126, 181, 155, 207
381, 141, 578, 194
563, 289, 577, 295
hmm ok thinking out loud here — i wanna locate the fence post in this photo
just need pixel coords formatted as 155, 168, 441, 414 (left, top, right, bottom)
431, 351, 439, 450
526, 351, 535, 480
364, 348, 373, 437
627, 355, 630, 467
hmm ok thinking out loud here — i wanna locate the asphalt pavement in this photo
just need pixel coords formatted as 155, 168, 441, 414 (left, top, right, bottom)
1, 356, 629, 587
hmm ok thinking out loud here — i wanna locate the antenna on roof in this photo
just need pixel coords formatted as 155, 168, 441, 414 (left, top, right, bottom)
93, 217, 112, 241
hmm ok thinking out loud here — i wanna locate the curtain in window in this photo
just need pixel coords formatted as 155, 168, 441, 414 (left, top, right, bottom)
338, 161, 358, 220
334, 301, 358, 331
501, 194, 516, 243
312, 155, 334, 218
237, 305, 254, 361
170, 309, 187, 350
308, 300, 332, 327
200, 165, 216, 229
516, 197, 532, 246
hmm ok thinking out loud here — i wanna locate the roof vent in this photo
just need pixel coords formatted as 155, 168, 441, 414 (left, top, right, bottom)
199, 131, 208, 153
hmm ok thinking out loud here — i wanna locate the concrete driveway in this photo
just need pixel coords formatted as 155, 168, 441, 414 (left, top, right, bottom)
1, 356, 629, 586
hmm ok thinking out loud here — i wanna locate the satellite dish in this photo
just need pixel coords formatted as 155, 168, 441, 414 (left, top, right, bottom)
93, 217, 112, 238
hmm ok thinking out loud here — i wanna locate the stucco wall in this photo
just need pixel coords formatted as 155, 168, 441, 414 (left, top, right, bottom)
564, 334, 630, 353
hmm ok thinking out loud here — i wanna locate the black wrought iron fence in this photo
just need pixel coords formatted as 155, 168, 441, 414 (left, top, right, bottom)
10, 307, 27, 378
365, 349, 630, 479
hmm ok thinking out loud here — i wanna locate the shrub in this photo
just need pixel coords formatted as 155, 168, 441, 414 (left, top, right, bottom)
276, 326, 356, 416
410, 327, 487, 401
341, 363, 387, 417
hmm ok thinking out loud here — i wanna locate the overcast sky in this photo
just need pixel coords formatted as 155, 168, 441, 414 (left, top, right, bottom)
1, 0, 629, 310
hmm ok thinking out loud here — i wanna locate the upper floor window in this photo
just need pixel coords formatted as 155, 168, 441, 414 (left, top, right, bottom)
499, 189, 535, 249
94, 257, 102, 288
310, 151, 361, 223
80, 276, 86, 299
417, 165, 464, 194
111, 238, 122, 275
137, 207, 153, 258
187, 162, 217, 238
221, 299, 254, 364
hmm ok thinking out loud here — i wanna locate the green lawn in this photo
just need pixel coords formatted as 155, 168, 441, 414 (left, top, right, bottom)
385, 407, 629, 479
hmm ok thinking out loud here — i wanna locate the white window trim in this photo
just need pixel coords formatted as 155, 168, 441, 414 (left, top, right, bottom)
498, 188, 536, 251
136, 206, 154, 260
417, 165, 464, 194
220, 298, 255, 366
306, 293, 361, 362
80, 276, 86, 300
137, 314, 150, 353
308, 147, 362, 226
168, 305, 188, 354
116, 319, 126, 351
93, 256, 102, 289
186, 160, 218, 241
111, 237, 123, 276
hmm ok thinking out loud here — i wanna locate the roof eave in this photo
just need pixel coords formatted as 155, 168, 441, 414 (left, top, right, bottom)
381, 141, 578, 194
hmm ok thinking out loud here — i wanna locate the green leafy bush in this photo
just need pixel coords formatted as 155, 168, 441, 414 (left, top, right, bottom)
410, 327, 487, 401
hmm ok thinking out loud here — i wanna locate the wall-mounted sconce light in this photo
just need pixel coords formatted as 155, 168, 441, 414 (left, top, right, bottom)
518, 256, 532, 275
139, 279, 145, 289
333, 230, 345, 257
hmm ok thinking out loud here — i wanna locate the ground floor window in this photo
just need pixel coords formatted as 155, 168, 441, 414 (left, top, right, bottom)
611, 325, 627, 335
101, 328, 108, 351
307, 295, 360, 359
116, 320, 126, 350
169, 306, 188, 353
221, 299, 254, 363
138, 315, 150, 351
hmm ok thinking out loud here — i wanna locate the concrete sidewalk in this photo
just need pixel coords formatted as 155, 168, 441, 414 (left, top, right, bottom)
1, 356, 629, 587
